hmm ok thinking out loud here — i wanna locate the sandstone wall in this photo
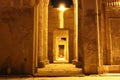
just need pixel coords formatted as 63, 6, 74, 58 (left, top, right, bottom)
0, 0, 34, 75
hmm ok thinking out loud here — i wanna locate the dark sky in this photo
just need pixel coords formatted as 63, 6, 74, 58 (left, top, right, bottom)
50, 0, 73, 7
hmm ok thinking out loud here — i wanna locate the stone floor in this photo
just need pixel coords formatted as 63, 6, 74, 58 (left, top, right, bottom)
34, 63, 83, 76
1, 63, 120, 80
0, 76, 120, 80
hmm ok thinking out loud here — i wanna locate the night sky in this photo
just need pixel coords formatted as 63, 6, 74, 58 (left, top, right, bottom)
50, 0, 73, 7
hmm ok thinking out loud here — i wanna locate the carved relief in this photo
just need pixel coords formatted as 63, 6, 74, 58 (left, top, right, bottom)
110, 19, 120, 65
111, 19, 120, 36
106, 10, 120, 64
113, 37, 120, 64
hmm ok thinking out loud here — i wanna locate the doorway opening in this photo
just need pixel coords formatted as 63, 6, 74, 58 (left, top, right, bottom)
53, 29, 69, 63
58, 45, 64, 58
54, 44, 68, 63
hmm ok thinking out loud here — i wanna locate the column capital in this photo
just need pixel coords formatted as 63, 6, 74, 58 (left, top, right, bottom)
72, 0, 77, 5
34, 0, 43, 5
43, 0, 50, 7
31, 0, 45, 6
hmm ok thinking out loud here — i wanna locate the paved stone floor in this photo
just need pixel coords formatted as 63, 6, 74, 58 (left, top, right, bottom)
0, 76, 120, 80
35, 63, 83, 76
1, 64, 120, 80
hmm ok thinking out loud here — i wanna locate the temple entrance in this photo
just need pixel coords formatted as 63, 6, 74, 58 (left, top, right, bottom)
33, 0, 82, 76
53, 29, 69, 63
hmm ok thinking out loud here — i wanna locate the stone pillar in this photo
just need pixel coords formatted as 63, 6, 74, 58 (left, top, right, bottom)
43, 0, 49, 64
72, 0, 78, 65
37, 0, 45, 68
97, 0, 104, 73
59, 11, 64, 28
33, 4, 39, 73
79, 0, 100, 74
33, 0, 43, 74
76, 0, 84, 68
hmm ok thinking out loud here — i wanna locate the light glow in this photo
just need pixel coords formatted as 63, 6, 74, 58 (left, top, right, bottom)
59, 11, 64, 28
119, 2, 120, 6
58, 4, 66, 29
59, 4, 66, 11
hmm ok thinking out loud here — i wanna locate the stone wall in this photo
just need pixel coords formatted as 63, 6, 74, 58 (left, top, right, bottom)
0, 0, 34, 75
102, 7, 120, 73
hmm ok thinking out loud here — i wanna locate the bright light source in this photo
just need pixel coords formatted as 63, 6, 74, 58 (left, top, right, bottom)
58, 4, 66, 28
59, 5, 66, 11
119, 2, 120, 6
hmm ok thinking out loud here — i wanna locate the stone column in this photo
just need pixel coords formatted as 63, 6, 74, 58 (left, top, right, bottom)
43, 0, 49, 64
33, 0, 43, 74
79, 0, 100, 74
72, 0, 78, 64
77, 0, 84, 68
37, 0, 45, 68
59, 11, 64, 28
33, 4, 39, 73
97, 0, 104, 74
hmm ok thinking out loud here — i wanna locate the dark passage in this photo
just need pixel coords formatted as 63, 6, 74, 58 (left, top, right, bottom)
59, 45, 64, 58
50, 0, 73, 7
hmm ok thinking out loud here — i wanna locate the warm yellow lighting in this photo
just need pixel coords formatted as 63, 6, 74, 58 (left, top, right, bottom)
59, 5, 66, 11
58, 4, 66, 29
58, 4, 68, 28
119, 2, 120, 6
59, 11, 64, 28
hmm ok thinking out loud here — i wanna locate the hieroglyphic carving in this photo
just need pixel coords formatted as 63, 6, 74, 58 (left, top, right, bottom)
105, 8, 120, 64
107, 9, 120, 18
106, 0, 120, 7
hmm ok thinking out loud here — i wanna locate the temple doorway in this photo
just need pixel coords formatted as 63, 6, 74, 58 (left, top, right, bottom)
53, 29, 69, 63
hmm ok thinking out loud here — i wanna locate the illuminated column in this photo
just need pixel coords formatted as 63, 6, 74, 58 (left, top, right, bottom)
33, 0, 44, 74
33, 2, 38, 73
117, 0, 120, 6
59, 5, 66, 28
96, 0, 102, 73
38, 0, 45, 68
43, 0, 49, 64
72, 0, 78, 65
59, 11, 64, 28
